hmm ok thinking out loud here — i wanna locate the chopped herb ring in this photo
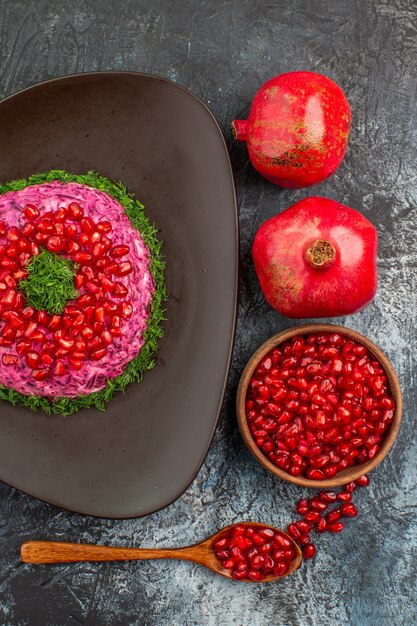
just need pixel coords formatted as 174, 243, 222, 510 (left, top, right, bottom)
19, 249, 79, 315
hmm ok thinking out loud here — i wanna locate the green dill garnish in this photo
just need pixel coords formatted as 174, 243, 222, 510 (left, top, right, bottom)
19, 249, 78, 315
0, 170, 166, 416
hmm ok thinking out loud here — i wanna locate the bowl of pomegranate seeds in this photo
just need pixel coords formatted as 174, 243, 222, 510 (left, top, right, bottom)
237, 325, 402, 487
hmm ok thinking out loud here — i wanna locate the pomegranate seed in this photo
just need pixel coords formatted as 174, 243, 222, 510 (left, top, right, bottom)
2, 354, 18, 366
36, 220, 54, 234
118, 261, 133, 276
48, 314, 61, 330
326, 510, 341, 524
96, 221, 112, 233
67, 240, 80, 254
295, 521, 311, 535
104, 261, 119, 275
77, 294, 93, 308
252, 533, 266, 546
296, 499, 309, 515
67, 202, 83, 220
344, 481, 357, 493
247, 570, 263, 581
302, 544, 316, 559
101, 276, 116, 293
24, 204, 40, 220
80, 217, 94, 234
111, 315, 121, 329
250, 554, 265, 570
273, 562, 288, 577
6, 243, 20, 258
6, 226, 21, 241
89, 231, 101, 245
54, 207, 68, 221
117, 300, 133, 318
25, 351, 40, 368
34, 232, 49, 244
110, 245, 130, 258
22, 223, 35, 237
4, 275, 17, 289
304, 510, 320, 523
328, 522, 344, 533
319, 491, 337, 503
315, 517, 327, 533
24, 321, 38, 338
74, 274, 85, 289
213, 537, 228, 551
32, 368, 49, 381
46, 236, 65, 253
307, 469, 325, 480
58, 337, 74, 350
36, 310, 49, 326
230, 546, 244, 560
1, 258, 19, 271
310, 498, 327, 511
4, 311, 24, 329
40, 351, 54, 366
73, 252, 92, 264
16, 339, 31, 355
341, 503, 358, 518
287, 518, 305, 540
92, 243, 105, 258
91, 348, 107, 361
69, 358, 83, 370
337, 491, 351, 502
2, 325, 15, 340
355, 474, 370, 487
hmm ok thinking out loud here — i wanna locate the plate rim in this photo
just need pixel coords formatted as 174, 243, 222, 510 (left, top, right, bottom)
0, 70, 239, 519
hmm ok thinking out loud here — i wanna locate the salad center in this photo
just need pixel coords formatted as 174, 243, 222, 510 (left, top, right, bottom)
19, 249, 78, 315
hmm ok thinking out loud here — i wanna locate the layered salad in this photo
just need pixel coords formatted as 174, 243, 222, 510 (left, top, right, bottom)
0, 171, 165, 415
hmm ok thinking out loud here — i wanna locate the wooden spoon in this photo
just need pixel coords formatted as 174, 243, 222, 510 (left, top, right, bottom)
21, 522, 302, 583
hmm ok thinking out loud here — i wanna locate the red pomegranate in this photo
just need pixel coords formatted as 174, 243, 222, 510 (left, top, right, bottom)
252, 197, 377, 318
232, 71, 351, 188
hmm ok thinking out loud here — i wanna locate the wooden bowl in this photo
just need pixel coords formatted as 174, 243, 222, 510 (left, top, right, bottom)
236, 324, 402, 488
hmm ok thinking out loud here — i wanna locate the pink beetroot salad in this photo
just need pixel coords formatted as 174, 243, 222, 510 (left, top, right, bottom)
0, 181, 155, 398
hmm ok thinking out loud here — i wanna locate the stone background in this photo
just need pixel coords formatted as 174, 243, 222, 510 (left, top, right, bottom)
0, 1, 416, 624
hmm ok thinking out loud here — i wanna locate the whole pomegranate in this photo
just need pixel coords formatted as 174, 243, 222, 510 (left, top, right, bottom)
252, 197, 377, 318
232, 71, 351, 188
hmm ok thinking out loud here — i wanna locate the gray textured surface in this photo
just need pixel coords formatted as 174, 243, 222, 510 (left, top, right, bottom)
0, 1, 416, 625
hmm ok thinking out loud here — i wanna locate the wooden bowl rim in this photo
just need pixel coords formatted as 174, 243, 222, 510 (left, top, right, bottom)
236, 324, 403, 488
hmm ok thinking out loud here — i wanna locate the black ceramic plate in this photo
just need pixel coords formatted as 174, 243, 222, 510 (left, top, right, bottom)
0, 72, 238, 518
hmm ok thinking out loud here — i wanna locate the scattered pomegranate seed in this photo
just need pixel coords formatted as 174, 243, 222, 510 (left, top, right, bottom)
355, 474, 370, 487
340, 503, 358, 518
328, 522, 344, 533
302, 544, 316, 559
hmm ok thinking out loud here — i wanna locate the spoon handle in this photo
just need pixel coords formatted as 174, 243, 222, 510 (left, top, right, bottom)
21, 541, 197, 564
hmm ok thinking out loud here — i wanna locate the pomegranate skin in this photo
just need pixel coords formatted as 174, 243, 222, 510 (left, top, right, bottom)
252, 197, 377, 318
232, 71, 351, 188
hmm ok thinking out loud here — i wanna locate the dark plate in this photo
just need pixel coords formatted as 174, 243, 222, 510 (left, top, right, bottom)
0, 72, 238, 518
